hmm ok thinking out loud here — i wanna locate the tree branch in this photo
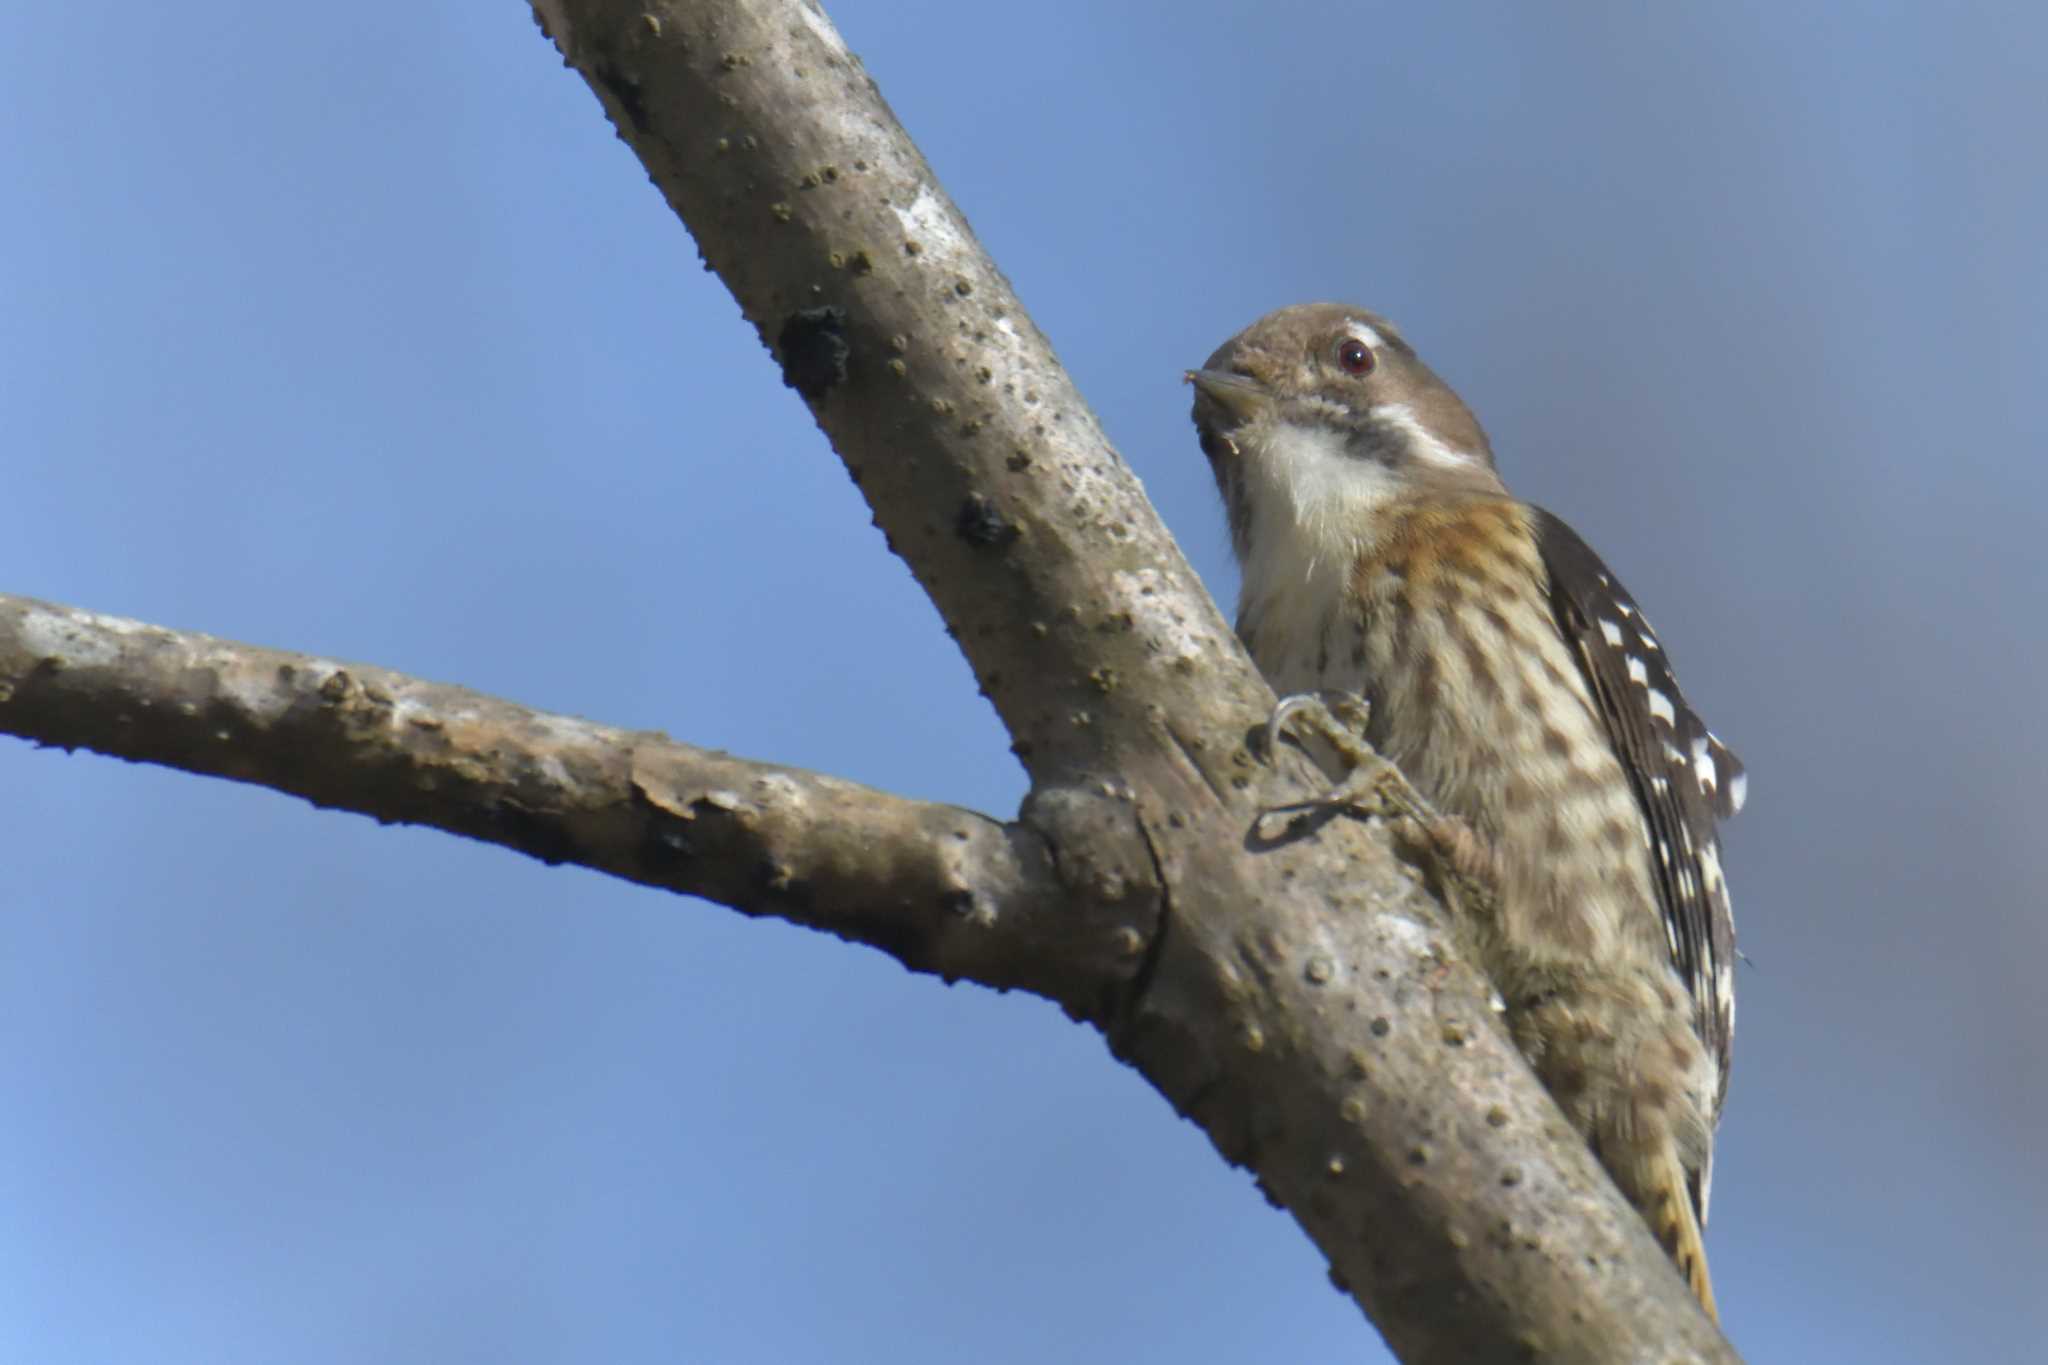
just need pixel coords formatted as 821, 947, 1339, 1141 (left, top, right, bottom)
0, 0, 1742, 1356
522, 2, 1742, 1360
0, 593, 1138, 1009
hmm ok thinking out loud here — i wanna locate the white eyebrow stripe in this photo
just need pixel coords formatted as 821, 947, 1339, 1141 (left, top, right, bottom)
1343, 318, 1388, 350
1369, 401, 1482, 468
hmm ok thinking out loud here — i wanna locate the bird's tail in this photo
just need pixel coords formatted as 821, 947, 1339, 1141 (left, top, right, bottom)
1634, 1142, 1718, 1323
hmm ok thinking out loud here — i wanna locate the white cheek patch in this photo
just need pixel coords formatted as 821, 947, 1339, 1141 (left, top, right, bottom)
1369, 401, 1483, 469
1256, 423, 1404, 522
1236, 421, 1403, 597
1233, 420, 1402, 691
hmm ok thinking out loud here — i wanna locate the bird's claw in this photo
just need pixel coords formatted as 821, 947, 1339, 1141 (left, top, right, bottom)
1260, 690, 1439, 831
1259, 690, 1494, 913
1265, 689, 1373, 769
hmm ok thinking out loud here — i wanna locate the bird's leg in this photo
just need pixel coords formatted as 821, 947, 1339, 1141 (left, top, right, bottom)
1260, 691, 1498, 916
1263, 690, 1436, 825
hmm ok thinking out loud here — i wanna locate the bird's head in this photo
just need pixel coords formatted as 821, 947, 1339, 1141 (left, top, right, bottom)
1188, 303, 1501, 562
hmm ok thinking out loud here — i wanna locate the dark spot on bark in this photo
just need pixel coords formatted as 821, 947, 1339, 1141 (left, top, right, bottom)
484, 798, 582, 867
777, 306, 850, 400
640, 819, 695, 870
592, 61, 649, 133
955, 493, 1018, 548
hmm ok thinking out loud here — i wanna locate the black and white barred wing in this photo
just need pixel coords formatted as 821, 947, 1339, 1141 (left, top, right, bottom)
1532, 508, 1745, 1123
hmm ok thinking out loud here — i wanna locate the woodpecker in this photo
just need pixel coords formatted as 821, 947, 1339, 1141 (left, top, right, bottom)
1188, 303, 1744, 1319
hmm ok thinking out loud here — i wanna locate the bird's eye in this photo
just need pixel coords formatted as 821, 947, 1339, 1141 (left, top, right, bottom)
1334, 336, 1375, 375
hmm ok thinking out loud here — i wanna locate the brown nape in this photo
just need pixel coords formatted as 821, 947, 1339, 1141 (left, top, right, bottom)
1399, 354, 1495, 465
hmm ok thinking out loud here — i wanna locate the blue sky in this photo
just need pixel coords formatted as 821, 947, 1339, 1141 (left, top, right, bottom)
5, 3, 2044, 1361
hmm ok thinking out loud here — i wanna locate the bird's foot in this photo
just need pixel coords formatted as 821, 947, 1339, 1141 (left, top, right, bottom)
1261, 690, 1437, 826
1258, 691, 1496, 910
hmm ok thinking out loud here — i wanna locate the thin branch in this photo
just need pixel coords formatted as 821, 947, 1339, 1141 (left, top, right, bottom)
0, 593, 1138, 1009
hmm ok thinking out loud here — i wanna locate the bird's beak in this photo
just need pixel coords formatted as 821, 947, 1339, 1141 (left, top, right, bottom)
1185, 368, 1273, 424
